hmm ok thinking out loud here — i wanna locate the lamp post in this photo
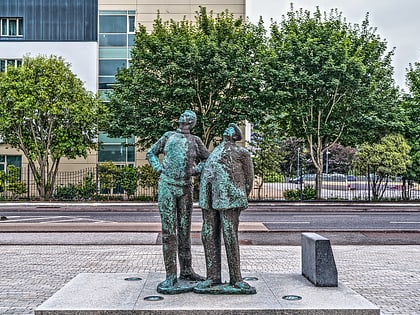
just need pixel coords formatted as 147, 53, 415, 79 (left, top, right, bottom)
297, 148, 302, 201
325, 148, 330, 174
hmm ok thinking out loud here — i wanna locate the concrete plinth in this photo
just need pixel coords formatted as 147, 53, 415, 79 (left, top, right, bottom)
35, 273, 379, 315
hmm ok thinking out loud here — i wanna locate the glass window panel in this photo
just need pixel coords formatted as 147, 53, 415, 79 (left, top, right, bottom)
1, 19, 7, 35
18, 18, 23, 35
98, 144, 127, 162
9, 19, 17, 35
127, 146, 135, 162
98, 90, 110, 101
99, 15, 127, 33
0, 60, 5, 72
99, 59, 127, 76
99, 10, 126, 15
128, 16, 135, 32
98, 133, 129, 144
0, 155, 5, 162
99, 34, 127, 47
99, 48, 127, 59
16, 59, 22, 67
128, 34, 135, 47
6, 155, 22, 168
99, 76, 116, 89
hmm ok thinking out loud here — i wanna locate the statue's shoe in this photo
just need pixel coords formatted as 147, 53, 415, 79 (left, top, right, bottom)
157, 276, 201, 295
180, 270, 205, 281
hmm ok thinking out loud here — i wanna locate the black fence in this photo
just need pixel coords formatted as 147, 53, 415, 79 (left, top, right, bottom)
1, 166, 419, 201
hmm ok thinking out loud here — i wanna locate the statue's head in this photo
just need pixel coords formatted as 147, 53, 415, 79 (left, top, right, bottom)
223, 123, 242, 142
178, 110, 197, 129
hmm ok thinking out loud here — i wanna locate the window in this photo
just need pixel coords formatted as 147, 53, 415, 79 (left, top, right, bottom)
0, 155, 22, 172
0, 18, 23, 37
0, 59, 22, 72
128, 16, 136, 33
98, 11, 135, 99
98, 133, 135, 164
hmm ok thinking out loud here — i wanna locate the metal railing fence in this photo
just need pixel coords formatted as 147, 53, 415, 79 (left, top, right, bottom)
0, 166, 419, 201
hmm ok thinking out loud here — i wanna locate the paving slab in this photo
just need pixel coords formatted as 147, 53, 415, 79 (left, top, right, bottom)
35, 273, 379, 315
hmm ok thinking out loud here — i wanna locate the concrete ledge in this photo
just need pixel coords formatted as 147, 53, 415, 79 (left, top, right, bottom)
35, 273, 379, 315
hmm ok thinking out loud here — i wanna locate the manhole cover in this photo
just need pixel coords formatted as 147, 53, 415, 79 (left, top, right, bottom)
124, 277, 142, 281
282, 295, 302, 301
144, 295, 164, 301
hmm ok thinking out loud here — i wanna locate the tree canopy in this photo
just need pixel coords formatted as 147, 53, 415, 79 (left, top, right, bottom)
402, 62, 420, 182
107, 7, 267, 149
262, 6, 400, 196
353, 134, 411, 200
0, 55, 106, 199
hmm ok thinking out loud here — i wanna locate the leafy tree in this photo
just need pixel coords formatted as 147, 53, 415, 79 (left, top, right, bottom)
107, 7, 267, 149
402, 62, 420, 187
0, 55, 106, 200
265, 6, 400, 198
325, 143, 356, 174
353, 134, 411, 200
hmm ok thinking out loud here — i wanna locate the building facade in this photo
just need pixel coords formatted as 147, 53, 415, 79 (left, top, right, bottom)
0, 0, 246, 196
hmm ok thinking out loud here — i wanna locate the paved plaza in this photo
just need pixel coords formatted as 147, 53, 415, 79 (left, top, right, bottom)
0, 244, 419, 315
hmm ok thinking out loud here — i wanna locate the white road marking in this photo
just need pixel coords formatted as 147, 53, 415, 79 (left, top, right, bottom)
2, 216, 68, 222
389, 221, 420, 224
265, 221, 310, 224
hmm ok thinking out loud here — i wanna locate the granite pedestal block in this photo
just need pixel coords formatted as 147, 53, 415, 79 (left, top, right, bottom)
35, 273, 379, 315
302, 232, 338, 287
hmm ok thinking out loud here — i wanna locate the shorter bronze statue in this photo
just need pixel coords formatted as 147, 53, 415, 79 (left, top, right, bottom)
195, 123, 256, 294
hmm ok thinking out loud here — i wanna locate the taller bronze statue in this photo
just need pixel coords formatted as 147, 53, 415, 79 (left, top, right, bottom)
146, 110, 209, 294
195, 123, 256, 295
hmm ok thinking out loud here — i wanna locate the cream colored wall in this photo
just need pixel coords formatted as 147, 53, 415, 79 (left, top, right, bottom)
99, 0, 246, 30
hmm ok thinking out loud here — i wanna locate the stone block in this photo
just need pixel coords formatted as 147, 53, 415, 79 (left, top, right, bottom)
301, 232, 338, 287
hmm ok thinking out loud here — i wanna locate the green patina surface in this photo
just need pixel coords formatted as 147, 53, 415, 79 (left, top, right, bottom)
146, 110, 209, 295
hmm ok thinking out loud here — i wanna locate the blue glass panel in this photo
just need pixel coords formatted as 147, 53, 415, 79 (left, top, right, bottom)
99, 34, 127, 46
99, 76, 116, 89
99, 60, 127, 76
6, 155, 22, 168
99, 15, 126, 33
128, 34, 135, 46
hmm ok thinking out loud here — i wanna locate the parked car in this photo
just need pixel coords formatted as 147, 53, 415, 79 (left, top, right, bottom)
289, 174, 316, 184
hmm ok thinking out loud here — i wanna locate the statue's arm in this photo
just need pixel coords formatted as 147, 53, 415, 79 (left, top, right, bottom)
242, 151, 254, 196
146, 134, 168, 174
193, 137, 210, 175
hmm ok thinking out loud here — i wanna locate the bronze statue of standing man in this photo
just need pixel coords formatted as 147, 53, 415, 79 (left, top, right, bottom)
195, 123, 256, 294
146, 110, 209, 294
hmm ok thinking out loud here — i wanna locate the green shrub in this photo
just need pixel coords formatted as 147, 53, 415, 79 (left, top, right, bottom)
120, 166, 140, 199
53, 175, 96, 200
284, 186, 317, 201
263, 171, 284, 183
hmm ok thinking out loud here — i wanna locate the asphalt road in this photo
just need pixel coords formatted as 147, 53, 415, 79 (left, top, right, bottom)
1, 210, 420, 232
1, 202, 419, 245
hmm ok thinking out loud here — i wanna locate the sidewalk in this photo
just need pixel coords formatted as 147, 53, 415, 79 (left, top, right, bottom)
1, 201, 420, 212
0, 245, 419, 315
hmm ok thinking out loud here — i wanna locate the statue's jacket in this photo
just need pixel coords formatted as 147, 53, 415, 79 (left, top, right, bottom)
146, 130, 209, 186
199, 140, 254, 210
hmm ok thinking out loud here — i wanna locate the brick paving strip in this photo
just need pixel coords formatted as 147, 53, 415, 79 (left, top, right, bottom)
0, 245, 418, 315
